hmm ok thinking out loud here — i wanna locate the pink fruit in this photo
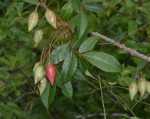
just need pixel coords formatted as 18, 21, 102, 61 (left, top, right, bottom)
45, 63, 56, 85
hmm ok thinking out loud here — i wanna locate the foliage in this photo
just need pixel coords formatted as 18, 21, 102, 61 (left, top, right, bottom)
0, 0, 150, 118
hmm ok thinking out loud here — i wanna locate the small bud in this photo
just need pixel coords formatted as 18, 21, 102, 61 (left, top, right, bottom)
146, 81, 150, 94
33, 62, 45, 84
34, 29, 44, 47
45, 8, 57, 29
28, 11, 39, 32
138, 77, 147, 97
38, 77, 47, 95
129, 81, 138, 101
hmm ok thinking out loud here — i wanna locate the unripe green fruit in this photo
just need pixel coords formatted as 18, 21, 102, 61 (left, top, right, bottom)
33, 62, 45, 84
34, 29, 44, 47
138, 77, 147, 97
28, 11, 39, 32
45, 8, 57, 29
146, 81, 150, 94
38, 77, 47, 95
129, 81, 138, 101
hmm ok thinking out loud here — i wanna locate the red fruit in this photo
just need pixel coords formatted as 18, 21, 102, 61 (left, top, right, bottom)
45, 63, 56, 85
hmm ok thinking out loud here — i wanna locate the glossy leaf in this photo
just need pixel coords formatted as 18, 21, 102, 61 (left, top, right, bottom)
79, 36, 99, 53
83, 52, 122, 72
60, 1, 73, 20
50, 44, 69, 64
61, 81, 73, 98
77, 10, 88, 39
61, 52, 77, 83
83, 3, 104, 13
41, 80, 56, 109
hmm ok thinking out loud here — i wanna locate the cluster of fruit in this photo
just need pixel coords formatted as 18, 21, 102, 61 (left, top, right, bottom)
129, 77, 150, 101
28, 4, 56, 47
28, 2, 57, 95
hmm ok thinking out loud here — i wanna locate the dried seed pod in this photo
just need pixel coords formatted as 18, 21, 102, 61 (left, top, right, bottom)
138, 77, 147, 97
45, 8, 57, 29
34, 29, 44, 47
28, 11, 39, 32
45, 63, 56, 86
33, 62, 45, 84
38, 77, 47, 95
129, 81, 138, 101
146, 81, 150, 94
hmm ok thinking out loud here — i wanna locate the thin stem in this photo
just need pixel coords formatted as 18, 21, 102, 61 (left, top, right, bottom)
98, 76, 106, 119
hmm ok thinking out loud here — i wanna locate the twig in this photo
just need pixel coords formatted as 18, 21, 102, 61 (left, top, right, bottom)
76, 112, 126, 119
106, 6, 136, 20
91, 32, 150, 62
98, 76, 106, 119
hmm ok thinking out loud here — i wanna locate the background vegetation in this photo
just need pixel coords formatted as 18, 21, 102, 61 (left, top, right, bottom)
0, 0, 150, 119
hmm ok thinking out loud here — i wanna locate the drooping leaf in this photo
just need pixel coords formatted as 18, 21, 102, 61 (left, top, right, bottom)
41, 80, 56, 109
61, 52, 77, 83
50, 44, 69, 64
61, 81, 73, 98
79, 36, 99, 53
69, 15, 78, 33
60, 1, 73, 20
83, 52, 122, 72
77, 10, 88, 39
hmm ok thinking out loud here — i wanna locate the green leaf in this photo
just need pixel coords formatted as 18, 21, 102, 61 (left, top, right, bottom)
77, 10, 88, 39
41, 80, 56, 109
50, 44, 69, 64
0, 29, 7, 41
83, 52, 122, 72
83, 0, 102, 2
136, 59, 147, 73
5, 2, 17, 17
61, 52, 77, 83
79, 57, 89, 72
74, 68, 86, 81
138, 2, 150, 19
79, 36, 99, 53
61, 81, 73, 98
118, 77, 133, 86
71, 0, 80, 13
23, 0, 39, 5
72, 35, 86, 48
69, 15, 78, 33
83, 3, 104, 13
60, 1, 73, 20
128, 21, 137, 39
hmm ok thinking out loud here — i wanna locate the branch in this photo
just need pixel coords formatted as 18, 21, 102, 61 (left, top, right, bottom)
91, 32, 150, 62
